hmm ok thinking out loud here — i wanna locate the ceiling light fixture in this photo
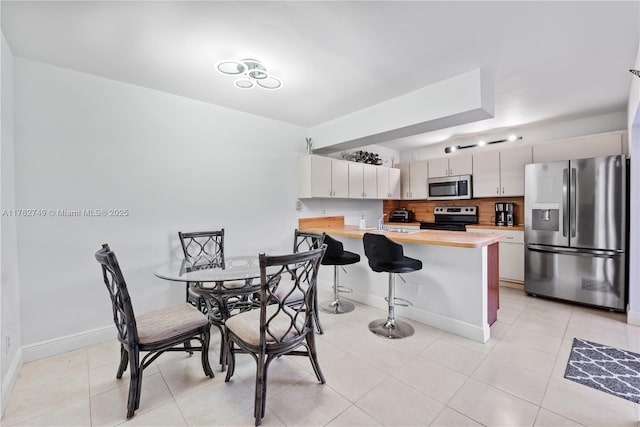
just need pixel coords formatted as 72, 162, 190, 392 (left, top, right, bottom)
444, 135, 522, 154
217, 58, 282, 90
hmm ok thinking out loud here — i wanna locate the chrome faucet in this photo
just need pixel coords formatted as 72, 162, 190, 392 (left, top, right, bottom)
378, 214, 387, 230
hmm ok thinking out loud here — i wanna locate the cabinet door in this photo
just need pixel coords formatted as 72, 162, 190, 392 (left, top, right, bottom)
376, 167, 390, 199
532, 133, 622, 163
348, 162, 364, 198
399, 163, 411, 199
310, 155, 333, 197
388, 168, 401, 199
409, 160, 428, 199
472, 150, 500, 197
500, 145, 532, 196
428, 157, 449, 178
362, 164, 378, 199
499, 241, 524, 282
331, 159, 349, 198
449, 154, 473, 176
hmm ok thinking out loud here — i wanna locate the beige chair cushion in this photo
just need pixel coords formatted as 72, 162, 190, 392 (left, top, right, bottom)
137, 302, 209, 344
225, 305, 304, 347
272, 278, 306, 304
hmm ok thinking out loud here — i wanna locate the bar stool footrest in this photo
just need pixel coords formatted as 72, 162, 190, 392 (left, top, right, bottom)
335, 285, 353, 294
383, 297, 412, 307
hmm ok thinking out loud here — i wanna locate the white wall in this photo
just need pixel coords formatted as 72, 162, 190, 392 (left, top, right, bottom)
627, 44, 640, 323
1, 31, 21, 415
399, 110, 627, 162
12, 58, 382, 349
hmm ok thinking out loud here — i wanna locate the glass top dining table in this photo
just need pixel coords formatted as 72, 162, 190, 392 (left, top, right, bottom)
154, 255, 264, 284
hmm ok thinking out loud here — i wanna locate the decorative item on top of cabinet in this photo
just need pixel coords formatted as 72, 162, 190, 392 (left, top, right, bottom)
342, 150, 383, 165
473, 145, 532, 197
427, 154, 472, 178
399, 161, 428, 200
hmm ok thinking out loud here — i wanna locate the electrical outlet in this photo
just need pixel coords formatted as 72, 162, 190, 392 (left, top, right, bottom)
321, 209, 326, 215
295, 200, 302, 211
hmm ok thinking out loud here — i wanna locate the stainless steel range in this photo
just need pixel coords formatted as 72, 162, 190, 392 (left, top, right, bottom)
420, 206, 478, 231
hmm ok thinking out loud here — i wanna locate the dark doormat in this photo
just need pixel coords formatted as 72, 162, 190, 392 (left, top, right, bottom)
564, 338, 640, 403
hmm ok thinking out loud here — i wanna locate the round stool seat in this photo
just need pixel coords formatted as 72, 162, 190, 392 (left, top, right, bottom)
369, 256, 421, 274
322, 250, 360, 266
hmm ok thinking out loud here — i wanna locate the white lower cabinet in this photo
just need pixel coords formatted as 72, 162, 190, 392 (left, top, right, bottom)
470, 228, 524, 282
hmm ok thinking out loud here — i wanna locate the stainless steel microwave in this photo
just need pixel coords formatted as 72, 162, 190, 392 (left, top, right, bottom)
427, 175, 472, 200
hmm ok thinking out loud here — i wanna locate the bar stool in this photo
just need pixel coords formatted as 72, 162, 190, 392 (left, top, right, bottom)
362, 233, 422, 339
319, 235, 360, 314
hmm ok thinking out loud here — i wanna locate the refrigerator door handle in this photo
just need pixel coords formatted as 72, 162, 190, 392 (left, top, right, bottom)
527, 244, 623, 259
562, 168, 569, 237
570, 168, 577, 238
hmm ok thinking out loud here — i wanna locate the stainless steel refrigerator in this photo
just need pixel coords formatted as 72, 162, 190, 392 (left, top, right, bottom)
524, 155, 627, 311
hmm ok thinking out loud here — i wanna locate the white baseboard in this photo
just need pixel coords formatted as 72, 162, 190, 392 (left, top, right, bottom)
1, 348, 23, 417
627, 310, 640, 326
320, 279, 490, 343
22, 325, 115, 363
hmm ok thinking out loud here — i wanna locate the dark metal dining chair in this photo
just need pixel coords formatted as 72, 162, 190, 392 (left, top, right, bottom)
178, 229, 225, 311
273, 229, 326, 333
95, 244, 214, 418
224, 246, 327, 426
178, 229, 248, 369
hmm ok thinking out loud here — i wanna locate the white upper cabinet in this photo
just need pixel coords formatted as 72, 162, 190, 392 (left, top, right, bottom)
472, 145, 532, 197
299, 155, 349, 198
389, 167, 401, 199
500, 145, 532, 196
349, 162, 378, 199
377, 167, 401, 199
300, 155, 397, 199
449, 154, 473, 176
472, 150, 501, 197
427, 157, 449, 178
363, 164, 378, 199
428, 154, 472, 178
399, 161, 428, 199
533, 132, 624, 163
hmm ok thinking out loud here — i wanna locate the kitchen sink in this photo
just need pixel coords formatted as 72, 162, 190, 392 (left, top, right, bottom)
382, 228, 422, 234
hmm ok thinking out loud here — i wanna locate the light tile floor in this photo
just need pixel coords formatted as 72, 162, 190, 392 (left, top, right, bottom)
3, 286, 640, 426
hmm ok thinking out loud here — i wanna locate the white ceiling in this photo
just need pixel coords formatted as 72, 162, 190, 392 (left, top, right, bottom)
2, 1, 639, 151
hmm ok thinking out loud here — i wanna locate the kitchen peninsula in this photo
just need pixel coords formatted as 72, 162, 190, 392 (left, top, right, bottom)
300, 216, 503, 343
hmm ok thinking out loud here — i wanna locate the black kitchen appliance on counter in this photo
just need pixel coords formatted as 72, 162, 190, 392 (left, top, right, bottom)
495, 202, 515, 226
420, 206, 478, 231
389, 208, 415, 223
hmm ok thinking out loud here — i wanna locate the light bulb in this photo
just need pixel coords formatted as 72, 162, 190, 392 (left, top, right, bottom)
478, 140, 486, 147
508, 134, 517, 141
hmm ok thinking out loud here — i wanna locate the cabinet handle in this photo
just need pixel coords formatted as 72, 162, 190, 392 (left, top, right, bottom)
496, 187, 499, 194
506, 236, 514, 239
502, 187, 505, 194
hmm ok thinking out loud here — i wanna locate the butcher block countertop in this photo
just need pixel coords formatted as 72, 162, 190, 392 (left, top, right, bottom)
467, 224, 525, 232
299, 216, 503, 249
